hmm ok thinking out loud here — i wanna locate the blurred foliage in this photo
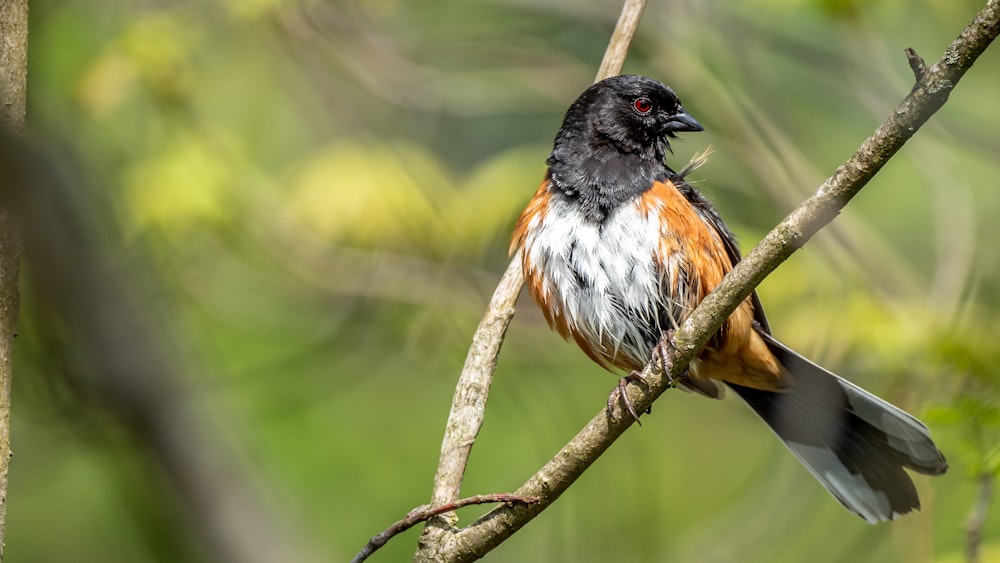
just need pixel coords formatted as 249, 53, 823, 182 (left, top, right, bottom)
9, 0, 1000, 561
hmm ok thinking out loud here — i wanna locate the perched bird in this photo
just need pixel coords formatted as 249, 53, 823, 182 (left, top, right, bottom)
510, 75, 947, 523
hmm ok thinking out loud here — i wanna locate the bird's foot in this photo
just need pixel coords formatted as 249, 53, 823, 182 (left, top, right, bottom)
606, 330, 682, 424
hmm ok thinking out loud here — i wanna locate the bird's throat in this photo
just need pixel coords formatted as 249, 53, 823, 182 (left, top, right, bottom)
547, 150, 668, 223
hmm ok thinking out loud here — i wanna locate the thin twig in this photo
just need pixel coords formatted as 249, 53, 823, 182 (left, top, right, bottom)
595, 0, 648, 82
425, 258, 523, 512
414, 1, 1000, 560
353, 494, 539, 563
966, 472, 994, 563
419, 0, 649, 544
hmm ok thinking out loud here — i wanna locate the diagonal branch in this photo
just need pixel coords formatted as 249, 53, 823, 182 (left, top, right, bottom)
415, 0, 1000, 561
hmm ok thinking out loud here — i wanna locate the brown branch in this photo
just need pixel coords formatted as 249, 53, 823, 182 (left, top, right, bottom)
415, 1, 648, 559
353, 494, 539, 563
0, 1, 28, 560
595, 0, 648, 82
966, 472, 994, 563
0, 0, 28, 133
412, 1, 1000, 561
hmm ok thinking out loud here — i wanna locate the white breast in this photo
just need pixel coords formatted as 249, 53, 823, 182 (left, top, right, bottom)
522, 195, 683, 369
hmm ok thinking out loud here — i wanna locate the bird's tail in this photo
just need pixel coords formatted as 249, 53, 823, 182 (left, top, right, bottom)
728, 332, 948, 523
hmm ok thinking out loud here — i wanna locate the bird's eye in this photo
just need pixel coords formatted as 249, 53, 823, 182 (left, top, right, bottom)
633, 97, 653, 115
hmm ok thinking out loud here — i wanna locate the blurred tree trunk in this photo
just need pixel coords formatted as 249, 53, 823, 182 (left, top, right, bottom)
0, 0, 27, 559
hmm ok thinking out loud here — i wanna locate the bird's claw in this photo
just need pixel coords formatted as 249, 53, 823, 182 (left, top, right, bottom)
607, 371, 649, 424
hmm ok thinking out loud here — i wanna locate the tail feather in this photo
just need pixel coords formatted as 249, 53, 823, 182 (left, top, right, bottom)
728, 333, 947, 523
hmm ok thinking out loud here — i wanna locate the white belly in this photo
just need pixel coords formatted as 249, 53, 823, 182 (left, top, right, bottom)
522, 194, 684, 368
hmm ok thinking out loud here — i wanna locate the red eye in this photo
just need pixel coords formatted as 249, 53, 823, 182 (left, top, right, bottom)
633, 97, 653, 114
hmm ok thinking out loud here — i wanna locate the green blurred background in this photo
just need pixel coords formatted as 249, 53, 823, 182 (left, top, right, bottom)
9, 0, 1000, 561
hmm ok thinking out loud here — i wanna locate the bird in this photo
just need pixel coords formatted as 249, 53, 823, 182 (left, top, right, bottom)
509, 74, 948, 523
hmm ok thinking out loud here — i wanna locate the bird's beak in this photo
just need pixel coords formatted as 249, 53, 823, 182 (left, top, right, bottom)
664, 107, 703, 133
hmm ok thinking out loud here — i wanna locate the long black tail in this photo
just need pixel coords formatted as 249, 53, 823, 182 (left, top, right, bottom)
729, 333, 948, 523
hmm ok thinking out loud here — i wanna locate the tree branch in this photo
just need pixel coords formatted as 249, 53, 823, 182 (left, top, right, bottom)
414, 0, 1000, 561
0, 1, 28, 559
415, 1, 647, 559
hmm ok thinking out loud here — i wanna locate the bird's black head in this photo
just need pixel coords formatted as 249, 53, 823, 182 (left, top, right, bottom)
547, 75, 703, 221
566, 75, 702, 155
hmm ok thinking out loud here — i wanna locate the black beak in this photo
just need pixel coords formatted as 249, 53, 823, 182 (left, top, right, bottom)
664, 106, 703, 133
